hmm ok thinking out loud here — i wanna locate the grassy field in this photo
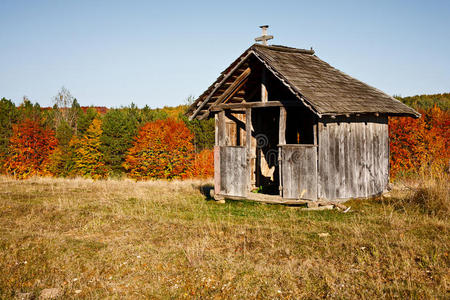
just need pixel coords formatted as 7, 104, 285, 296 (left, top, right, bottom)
0, 176, 448, 299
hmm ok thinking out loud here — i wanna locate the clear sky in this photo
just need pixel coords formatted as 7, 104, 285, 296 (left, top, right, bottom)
1, 0, 449, 108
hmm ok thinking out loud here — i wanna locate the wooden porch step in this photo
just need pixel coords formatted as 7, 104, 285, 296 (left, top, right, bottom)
215, 192, 310, 206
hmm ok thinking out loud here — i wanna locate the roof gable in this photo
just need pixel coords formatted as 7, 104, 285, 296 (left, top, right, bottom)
187, 44, 420, 119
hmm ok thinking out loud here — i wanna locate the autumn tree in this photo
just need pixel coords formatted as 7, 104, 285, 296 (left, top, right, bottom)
181, 115, 215, 152
100, 108, 138, 175
71, 119, 108, 179
4, 118, 57, 179
389, 106, 449, 178
126, 103, 168, 126
77, 107, 99, 136
52, 87, 79, 131
123, 118, 194, 180
0, 98, 20, 171
181, 96, 214, 152
191, 149, 214, 178
18, 97, 42, 121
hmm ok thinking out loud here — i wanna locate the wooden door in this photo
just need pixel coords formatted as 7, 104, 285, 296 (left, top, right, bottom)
281, 145, 318, 200
219, 146, 247, 197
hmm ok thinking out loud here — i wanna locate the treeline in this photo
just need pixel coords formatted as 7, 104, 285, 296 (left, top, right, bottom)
395, 93, 450, 111
0, 88, 214, 179
0, 89, 448, 181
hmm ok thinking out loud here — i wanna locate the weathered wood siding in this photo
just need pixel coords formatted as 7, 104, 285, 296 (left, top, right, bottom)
214, 146, 221, 195
318, 116, 389, 200
281, 145, 318, 200
219, 146, 247, 197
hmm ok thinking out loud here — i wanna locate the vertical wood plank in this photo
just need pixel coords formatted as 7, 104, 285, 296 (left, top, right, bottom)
328, 123, 337, 200
338, 122, 346, 199
246, 108, 252, 192
348, 121, 357, 198
366, 120, 374, 196
318, 122, 328, 199
214, 146, 221, 195
261, 69, 268, 102
383, 119, 389, 190
279, 107, 287, 145
373, 120, 381, 194
218, 110, 226, 146
340, 122, 348, 198
214, 114, 219, 146
355, 122, 365, 197
313, 123, 317, 145
278, 107, 287, 197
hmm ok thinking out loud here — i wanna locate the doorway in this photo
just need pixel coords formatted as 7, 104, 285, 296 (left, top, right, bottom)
251, 107, 280, 195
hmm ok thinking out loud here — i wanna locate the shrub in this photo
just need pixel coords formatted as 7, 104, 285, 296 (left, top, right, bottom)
124, 118, 194, 180
191, 149, 214, 178
389, 106, 449, 178
4, 118, 57, 179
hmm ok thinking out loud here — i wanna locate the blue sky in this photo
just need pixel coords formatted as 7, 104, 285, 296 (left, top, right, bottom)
0, 0, 449, 108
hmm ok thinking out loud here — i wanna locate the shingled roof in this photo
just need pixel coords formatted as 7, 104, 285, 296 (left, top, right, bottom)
188, 44, 420, 119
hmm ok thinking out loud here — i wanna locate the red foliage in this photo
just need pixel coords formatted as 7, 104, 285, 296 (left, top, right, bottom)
41, 106, 108, 114
80, 106, 108, 114
389, 106, 449, 178
4, 119, 58, 179
191, 149, 214, 178
124, 119, 195, 180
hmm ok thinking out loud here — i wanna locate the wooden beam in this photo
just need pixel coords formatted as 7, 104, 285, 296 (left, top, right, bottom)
189, 52, 252, 120
212, 68, 251, 106
210, 100, 304, 111
198, 68, 251, 120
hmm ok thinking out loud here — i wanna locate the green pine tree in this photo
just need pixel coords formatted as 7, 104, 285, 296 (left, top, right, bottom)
0, 98, 20, 171
100, 108, 138, 176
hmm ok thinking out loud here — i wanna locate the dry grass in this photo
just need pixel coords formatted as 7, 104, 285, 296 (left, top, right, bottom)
0, 176, 448, 299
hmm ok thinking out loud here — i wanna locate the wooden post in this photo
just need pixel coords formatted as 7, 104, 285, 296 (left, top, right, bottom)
246, 108, 252, 192
261, 70, 268, 102
214, 146, 221, 195
279, 106, 286, 145
214, 113, 219, 146
278, 106, 287, 196
313, 123, 317, 145
218, 110, 226, 146
313, 119, 318, 201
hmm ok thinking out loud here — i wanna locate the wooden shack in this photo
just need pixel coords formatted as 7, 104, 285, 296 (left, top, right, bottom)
187, 43, 419, 203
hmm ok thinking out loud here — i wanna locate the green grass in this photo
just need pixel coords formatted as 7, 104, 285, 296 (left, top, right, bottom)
0, 176, 448, 299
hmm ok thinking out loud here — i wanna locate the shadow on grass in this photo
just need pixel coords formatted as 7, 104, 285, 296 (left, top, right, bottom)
199, 184, 214, 200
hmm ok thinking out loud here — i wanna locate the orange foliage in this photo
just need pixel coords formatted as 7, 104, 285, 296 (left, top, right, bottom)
191, 149, 214, 178
4, 119, 57, 179
124, 118, 195, 180
71, 119, 108, 179
389, 106, 449, 178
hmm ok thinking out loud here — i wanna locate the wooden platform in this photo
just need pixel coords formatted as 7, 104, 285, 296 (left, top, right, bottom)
214, 192, 310, 206
213, 192, 349, 211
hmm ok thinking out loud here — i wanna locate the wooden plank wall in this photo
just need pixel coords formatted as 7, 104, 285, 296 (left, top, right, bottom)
225, 112, 246, 146
219, 146, 247, 197
317, 116, 389, 200
281, 145, 318, 200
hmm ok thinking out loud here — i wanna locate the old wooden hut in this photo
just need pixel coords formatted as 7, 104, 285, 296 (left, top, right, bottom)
186, 39, 419, 203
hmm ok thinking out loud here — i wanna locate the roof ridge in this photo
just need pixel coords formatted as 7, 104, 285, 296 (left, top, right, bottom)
252, 43, 315, 55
